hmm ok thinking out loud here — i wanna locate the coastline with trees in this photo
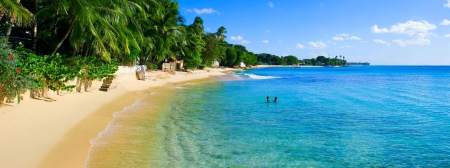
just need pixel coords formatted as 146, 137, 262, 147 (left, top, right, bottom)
1, 0, 367, 167
257, 54, 349, 66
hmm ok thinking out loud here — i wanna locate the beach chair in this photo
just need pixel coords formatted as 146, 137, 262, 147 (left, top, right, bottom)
135, 65, 147, 81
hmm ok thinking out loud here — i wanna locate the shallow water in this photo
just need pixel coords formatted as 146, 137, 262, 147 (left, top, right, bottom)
88, 66, 450, 167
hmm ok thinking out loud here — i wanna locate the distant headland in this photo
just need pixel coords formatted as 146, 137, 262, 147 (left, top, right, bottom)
347, 62, 370, 66
257, 54, 369, 66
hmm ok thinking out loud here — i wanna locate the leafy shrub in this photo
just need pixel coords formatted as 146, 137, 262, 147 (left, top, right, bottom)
75, 56, 119, 81
22, 53, 81, 92
146, 62, 158, 70
21, 54, 119, 93
0, 37, 36, 103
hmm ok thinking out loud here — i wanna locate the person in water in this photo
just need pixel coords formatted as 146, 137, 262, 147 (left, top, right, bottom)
274, 97, 277, 102
267, 96, 270, 102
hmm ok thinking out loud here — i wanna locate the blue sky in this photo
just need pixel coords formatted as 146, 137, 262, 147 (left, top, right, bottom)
177, 0, 450, 65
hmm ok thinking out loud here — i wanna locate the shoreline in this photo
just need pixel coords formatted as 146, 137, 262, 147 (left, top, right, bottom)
0, 68, 234, 168
257, 65, 324, 68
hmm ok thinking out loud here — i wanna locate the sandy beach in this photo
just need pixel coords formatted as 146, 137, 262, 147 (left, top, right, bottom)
0, 67, 233, 168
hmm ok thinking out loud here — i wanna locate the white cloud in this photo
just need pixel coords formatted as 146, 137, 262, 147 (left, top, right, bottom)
445, 0, 450, 8
308, 41, 327, 49
445, 34, 450, 38
371, 25, 389, 33
392, 38, 430, 47
327, 40, 337, 45
193, 8, 219, 14
372, 21, 436, 47
360, 41, 368, 43
205, 27, 211, 31
440, 19, 450, 25
265, 30, 271, 33
347, 36, 361, 40
295, 43, 305, 49
333, 34, 360, 41
339, 45, 352, 48
278, 40, 283, 43
268, 2, 274, 8
373, 39, 391, 46
371, 20, 437, 37
230, 36, 250, 44
332, 37, 344, 41
262, 40, 269, 43
230, 36, 243, 41
336, 33, 349, 37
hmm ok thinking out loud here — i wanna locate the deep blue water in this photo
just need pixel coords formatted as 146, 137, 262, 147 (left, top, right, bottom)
154, 66, 450, 167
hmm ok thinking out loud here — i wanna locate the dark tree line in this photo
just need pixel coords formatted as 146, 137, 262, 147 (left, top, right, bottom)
301, 55, 347, 66
256, 53, 347, 66
256, 53, 299, 65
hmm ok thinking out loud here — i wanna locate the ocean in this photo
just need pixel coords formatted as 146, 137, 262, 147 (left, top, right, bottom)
86, 66, 450, 167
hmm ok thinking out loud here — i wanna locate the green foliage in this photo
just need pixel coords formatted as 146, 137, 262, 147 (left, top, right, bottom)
146, 62, 159, 70
245, 52, 258, 66
225, 47, 237, 67
222, 44, 258, 67
284, 55, 299, 65
75, 56, 119, 81
118, 48, 139, 66
22, 53, 81, 92
0, 37, 36, 103
256, 53, 301, 66
20, 53, 119, 93
141, 0, 185, 64
202, 33, 226, 66
178, 17, 205, 69
301, 56, 347, 66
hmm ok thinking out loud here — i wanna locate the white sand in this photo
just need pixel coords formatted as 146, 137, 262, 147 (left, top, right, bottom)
0, 68, 233, 168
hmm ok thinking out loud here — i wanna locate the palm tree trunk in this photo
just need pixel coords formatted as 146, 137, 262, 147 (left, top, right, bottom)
5, 0, 23, 43
0, 10, 5, 21
51, 16, 76, 55
51, 10, 58, 37
31, 0, 38, 53
5, 16, 15, 43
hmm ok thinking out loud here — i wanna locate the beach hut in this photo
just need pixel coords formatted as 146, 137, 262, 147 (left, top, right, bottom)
240, 61, 246, 68
212, 59, 220, 68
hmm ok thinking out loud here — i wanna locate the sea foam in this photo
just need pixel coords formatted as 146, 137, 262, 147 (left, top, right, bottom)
244, 73, 281, 79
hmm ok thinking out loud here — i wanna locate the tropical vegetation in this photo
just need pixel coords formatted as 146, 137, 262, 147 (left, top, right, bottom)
257, 53, 347, 66
1, 0, 349, 104
0, 0, 262, 104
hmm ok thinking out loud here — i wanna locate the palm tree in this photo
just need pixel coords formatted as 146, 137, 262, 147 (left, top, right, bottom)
178, 17, 205, 69
35, 0, 146, 60
216, 26, 226, 41
70, 0, 145, 58
142, 0, 184, 64
0, 0, 33, 42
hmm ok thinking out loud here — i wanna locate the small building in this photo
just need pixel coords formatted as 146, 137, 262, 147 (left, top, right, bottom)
162, 60, 183, 72
212, 59, 220, 67
240, 61, 246, 68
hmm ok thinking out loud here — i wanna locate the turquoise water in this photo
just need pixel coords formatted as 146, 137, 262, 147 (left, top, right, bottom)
154, 66, 450, 167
